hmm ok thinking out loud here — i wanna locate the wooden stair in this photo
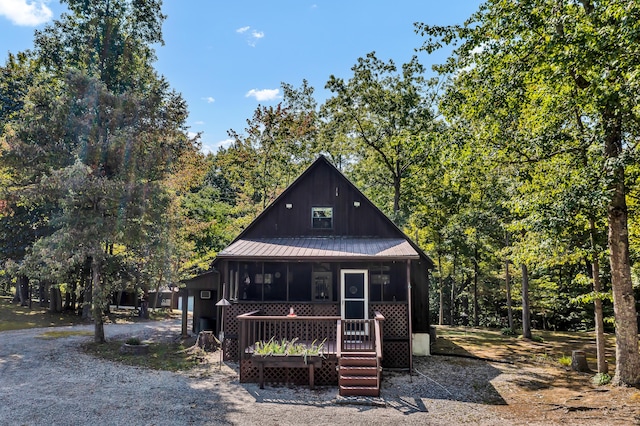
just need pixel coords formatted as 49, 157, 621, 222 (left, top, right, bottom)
338, 352, 381, 397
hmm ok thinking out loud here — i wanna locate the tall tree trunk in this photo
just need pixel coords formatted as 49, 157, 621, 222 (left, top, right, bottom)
49, 286, 62, 313
505, 233, 514, 331
92, 256, 105, 343
589, 219, 608, 374
71, 281, 77, 312
450, 252, 457, 325
393, 172, 401, 221
438, 252, 444, 326
38, 281, 47, 307
604, 110, 640, 386
64, 289, 71, 311
13, 275, 29, 306
505, 265, 514, 331
473, 246, 480, 327
521, 263, 531, 339
82, 267, 92, 320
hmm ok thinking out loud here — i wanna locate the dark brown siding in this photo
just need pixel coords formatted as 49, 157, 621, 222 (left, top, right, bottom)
411, 260, 430, 332
245, 160, 398, 238
185, 272, 220, 333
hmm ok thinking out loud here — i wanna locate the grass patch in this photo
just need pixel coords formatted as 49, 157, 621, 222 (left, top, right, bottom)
0, 297, 84, 331
0, 296, 182, 332
558, 355, 572, 367
434, 325, 618, 371
37, 330, 93, 339
84, 340, 203, 372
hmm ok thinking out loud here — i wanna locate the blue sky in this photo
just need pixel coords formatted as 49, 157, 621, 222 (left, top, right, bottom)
0, 0, 482, 154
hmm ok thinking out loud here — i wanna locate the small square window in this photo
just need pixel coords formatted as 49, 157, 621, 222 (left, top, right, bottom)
312, 207, 333, 229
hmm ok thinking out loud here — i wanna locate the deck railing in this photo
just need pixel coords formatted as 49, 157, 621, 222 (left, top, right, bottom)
337, 311, 384, 357
237, 310, 385, 360
237, 311, 341, 360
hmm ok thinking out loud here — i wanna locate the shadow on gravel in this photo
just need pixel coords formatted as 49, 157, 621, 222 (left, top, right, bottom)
237, 340, 505, 416
246, 387, 336, 408
390, 340, 507, 406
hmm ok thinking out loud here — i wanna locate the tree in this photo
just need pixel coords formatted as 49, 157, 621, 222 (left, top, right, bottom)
323, 52, 441, 223
226, 80, 318, 211
417, 0, 640, 385
1, 0, 193, 342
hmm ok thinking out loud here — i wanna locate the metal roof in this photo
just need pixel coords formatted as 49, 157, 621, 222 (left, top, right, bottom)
217, 237, 420, 260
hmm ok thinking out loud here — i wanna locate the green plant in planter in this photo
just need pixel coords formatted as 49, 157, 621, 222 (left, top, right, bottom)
253, 337, 326, 358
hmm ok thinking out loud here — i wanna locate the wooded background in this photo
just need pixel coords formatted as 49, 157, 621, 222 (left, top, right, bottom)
1, 0, 638, 384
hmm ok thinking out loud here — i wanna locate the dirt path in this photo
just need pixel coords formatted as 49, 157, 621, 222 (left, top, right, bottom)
0, 320, 638, 425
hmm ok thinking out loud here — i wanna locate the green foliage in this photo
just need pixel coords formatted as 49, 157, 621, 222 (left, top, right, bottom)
125, 337, 142, 345
592, 372, 612, 386
253, 337, 326, 357
530, 335, 544, 343
322, 52, 441, 222
558, 355, 572, 367
0, 0, 199, 342
500, 327, 517, 336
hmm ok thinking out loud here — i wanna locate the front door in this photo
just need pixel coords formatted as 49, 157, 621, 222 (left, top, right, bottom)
340, 269, 368, 335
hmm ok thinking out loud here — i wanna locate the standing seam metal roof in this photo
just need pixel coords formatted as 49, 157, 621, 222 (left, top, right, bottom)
217, 237, 420, 260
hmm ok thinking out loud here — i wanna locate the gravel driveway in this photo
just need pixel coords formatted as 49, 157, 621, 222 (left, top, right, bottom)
1, 320, 636, 425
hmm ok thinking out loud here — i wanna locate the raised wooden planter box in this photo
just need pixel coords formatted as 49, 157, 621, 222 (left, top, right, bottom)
252, 355, 324, 389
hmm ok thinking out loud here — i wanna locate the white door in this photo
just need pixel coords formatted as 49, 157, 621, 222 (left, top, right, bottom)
340, 269, 368, 335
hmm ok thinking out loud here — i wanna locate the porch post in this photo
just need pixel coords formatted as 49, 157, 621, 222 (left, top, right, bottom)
181, 287, 189, 338
407, 260, 413, 372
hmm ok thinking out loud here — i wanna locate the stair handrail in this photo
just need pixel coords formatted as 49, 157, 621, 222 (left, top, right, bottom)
373, 311, 384, 392
373, 311, 384, 360
336, 319, 342, 358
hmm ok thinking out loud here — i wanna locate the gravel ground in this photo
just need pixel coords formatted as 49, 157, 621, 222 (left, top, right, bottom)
1, 320, 638, 426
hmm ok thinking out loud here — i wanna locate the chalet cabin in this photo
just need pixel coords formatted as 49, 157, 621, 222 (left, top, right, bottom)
211, 156, 433, 397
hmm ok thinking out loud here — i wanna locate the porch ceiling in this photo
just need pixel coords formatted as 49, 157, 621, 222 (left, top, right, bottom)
217, 237, 420, 261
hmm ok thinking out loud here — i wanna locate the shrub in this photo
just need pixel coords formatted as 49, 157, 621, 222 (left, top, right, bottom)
125, 337, 141, 345
592, 373, 612, 386
501, 327, 517, 336
558, 355, 572, 367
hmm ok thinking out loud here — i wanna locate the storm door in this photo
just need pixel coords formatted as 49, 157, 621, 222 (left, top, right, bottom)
340, 269, 369, 335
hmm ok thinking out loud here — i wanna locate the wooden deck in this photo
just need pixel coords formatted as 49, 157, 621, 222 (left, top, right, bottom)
237, 311, 384, 396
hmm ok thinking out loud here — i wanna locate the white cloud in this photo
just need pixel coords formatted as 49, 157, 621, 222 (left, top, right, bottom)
201, 138, 234, 155
202, 96, 215, 104
0, 0, 53, 26
245, 88, 280, 102
236, 25, 265, 47
193, 120, 205, 125
217, 139, 234, 149
187, 131, 198, 140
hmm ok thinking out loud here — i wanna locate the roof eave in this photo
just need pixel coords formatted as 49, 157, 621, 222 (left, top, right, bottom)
215, 254, 421, 262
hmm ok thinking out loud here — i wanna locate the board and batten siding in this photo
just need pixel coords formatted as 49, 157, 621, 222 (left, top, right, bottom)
245, 163, 397, 238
